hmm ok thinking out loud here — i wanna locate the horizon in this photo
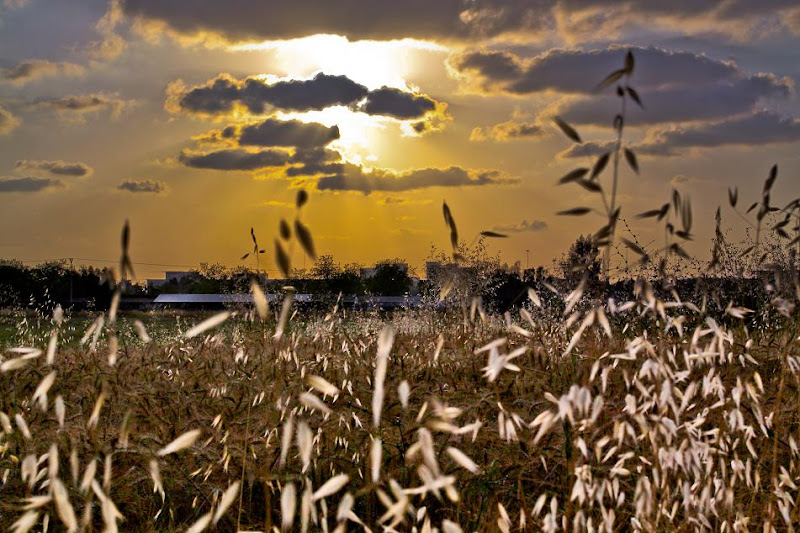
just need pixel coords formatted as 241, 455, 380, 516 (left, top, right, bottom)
2, 1, 800, 280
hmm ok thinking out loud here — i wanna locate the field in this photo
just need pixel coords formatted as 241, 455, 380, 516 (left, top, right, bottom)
0, 282, 798, 533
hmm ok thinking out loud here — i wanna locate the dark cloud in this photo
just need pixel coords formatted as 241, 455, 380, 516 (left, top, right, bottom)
561, 74, 790, 126
258, 74, 367, 112
450, 46, 767, 95
0, 106, 20, 134
287, 148, 344, 176
0, 176, 62, 193
316, 164, 514, 193
238, 119, 340, 148
117, 179, 167, 193
492, 219, 548, 233
470, 120, 544, 141
179, 148, 290, 170
361, 87, 437, 119
181, 120, 342, 173
169, 73, 443, 120
557, 111, 800, 157
1, 59, 85, 85
123, 0, 490, 42
638, 111, 800, 153
452, 51, 524, 83
558, 139, 676, 159
28, 94, 134, 119
174, 73, 367, 114
449, 46, 792, 126
121, 0, 800, 43
14, 160, 93, 177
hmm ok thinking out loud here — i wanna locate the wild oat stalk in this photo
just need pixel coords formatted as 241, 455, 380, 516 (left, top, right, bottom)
554, 50, 641, 279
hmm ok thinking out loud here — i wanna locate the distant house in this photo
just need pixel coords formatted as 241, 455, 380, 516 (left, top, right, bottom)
146, 271, 194, 291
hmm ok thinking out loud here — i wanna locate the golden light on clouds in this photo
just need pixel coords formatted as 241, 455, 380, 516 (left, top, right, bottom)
276, 107, 382, 163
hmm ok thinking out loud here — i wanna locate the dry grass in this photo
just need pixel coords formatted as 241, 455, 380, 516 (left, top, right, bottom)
0, 281, 798, 532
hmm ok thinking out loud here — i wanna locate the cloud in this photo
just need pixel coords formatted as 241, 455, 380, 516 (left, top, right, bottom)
14, 160, 93, 177
169, 73, 444, 120
1, 59, 85, 85
668, 174, 709, 187
2, 0, 30, 8
0, 176, 62, 193
557, 140, 675, 159
378, 197, 433, 206
0, 106, 20, 134
86, 0, 127, 60
361, 87, 437, 119
548, 1, 800, 43
28, 93, 135, 120
557, 140, 617, 159
316, 164, 515, 193
170, 72, 367, 115
181, 119, 345, 173
449, 45, 785, 94
470, 120, 544, 141
637, 111, 800, 153
492, 219, 548, 233
120, 1, 800, 44
179, 148, 290, 170
557, 111, 800, 158
450, 46, 792, 127
560, 74, 790, 126
121, 0, 526, 42
287, 147, 344, 176
238, 118, 340, 148
117, 179, 167, 193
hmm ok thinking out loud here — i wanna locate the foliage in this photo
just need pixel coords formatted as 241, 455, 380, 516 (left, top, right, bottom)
559, 234, 601, 288
365, 260, 412, 296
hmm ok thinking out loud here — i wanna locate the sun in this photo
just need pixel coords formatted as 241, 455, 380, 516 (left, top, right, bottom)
230, 34, 446, 91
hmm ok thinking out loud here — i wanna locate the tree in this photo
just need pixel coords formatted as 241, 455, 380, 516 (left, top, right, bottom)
367, 261, 411, 296
560, 235, 601, 288
311, 254, 339, 280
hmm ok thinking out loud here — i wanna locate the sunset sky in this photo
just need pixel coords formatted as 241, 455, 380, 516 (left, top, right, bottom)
2, 1, 800, 279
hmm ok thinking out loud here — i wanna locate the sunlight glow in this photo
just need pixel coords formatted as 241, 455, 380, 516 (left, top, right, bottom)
230, 34, 447, 91
276, 107, 391, 164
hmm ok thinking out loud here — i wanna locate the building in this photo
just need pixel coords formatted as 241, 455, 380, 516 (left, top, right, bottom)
146, 271, 194, 291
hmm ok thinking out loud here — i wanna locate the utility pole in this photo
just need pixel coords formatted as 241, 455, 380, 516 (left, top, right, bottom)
526, 249, 530, 270
68, 257, 74, 307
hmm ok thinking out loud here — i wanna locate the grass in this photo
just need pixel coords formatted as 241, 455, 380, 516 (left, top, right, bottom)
0, 289, 798, 532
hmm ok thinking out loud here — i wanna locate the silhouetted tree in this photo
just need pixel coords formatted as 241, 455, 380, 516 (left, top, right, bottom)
367, 261, 411, 296
560, 235, 601, 288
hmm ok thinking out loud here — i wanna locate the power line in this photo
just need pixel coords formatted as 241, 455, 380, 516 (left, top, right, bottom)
12, 257, 196, 268
6, 256, 285, 273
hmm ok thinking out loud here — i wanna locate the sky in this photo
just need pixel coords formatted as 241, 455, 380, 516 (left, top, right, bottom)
2, 1, 800, 280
